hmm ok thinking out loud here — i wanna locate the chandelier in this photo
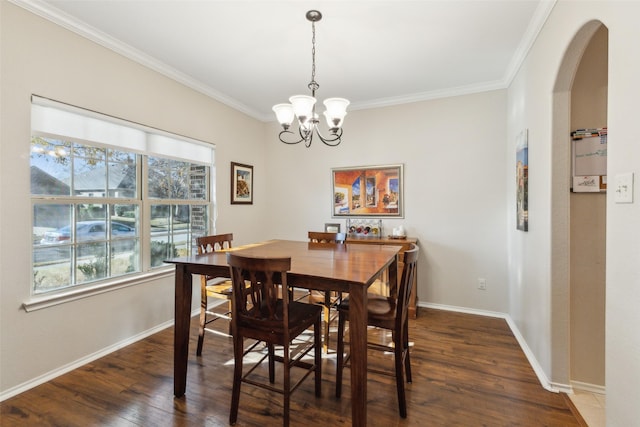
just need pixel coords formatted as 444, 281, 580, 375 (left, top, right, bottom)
272, 10, 349, 147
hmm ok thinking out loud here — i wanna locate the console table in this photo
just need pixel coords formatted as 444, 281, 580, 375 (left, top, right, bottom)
346, 236, 419, 318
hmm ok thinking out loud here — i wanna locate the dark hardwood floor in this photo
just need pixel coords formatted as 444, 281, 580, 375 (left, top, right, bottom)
1, 307, 583, 426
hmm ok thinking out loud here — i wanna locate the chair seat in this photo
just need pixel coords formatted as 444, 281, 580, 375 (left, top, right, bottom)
205, 278, 233, 298
238, 300, 322, 343
206, 278, 254, 298
337, 294, 397, 320
307, 290, 340, 305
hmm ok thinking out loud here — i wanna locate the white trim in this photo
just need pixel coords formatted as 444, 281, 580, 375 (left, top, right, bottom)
0, 319, 174, 402
571, 381, 606, 395
420, 302, 569, 393
10, 0, 262, 121
23, 268, 174, 312
1, 304, 222, 402
9, 0, 558, 123
503, 0, 557, 86
421, 301, 506, 319
347, 80, 506, 113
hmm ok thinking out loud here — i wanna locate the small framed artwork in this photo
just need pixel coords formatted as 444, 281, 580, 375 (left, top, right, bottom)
332, 164, 404, 217
324, 223, 341, 233
231, 162, 253, 205
516, 129, 528, 231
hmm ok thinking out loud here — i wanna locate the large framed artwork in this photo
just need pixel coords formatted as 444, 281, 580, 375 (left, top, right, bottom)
516, 130, 528, 231
332, 164, 404, 217
231, 162, 253, 205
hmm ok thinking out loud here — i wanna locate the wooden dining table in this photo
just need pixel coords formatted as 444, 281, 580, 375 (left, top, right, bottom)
166, 239, 401, 427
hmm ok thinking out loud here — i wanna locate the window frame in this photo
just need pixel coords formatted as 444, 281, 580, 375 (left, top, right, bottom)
26, 96, 215, 310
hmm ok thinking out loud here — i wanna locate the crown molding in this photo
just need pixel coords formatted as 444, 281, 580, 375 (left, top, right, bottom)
503, 0, 557, 86
349, 79, 507, 112
10, 0, 556, 123
9, 0, 264, 121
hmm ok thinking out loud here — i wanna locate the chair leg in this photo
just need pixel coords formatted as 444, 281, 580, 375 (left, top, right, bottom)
230, 334, 244, 425
268, 343, 275, 383
335, 311, 346, 398
196, 293, 207, 356
226, 300, 233, 336
394, 329, 407, 418
314, 316, 322, 397
404, 319, 412, 383
322, 301, 331, 353
283, 341, 290, 427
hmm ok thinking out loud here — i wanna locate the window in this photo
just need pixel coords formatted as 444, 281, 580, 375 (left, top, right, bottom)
30, 96, 214, 295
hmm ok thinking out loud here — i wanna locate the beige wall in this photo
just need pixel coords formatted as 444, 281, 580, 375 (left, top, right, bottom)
0, 2, 267, 394
3, 2, 640, 425
508, 1, 640, 425
1, 0, 511, 398
570, 25, 607, 388
263, 92, 510, 313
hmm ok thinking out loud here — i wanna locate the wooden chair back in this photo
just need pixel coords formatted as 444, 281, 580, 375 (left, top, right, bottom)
227, 253, 292, 339
226, 252, 322, 426
196, 233, 233, 255
395, 244, 419, 329
194, 233, 234, 355
308, 231, 347, 244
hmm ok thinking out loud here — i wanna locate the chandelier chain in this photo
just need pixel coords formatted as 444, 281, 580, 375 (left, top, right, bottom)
309, 21, 319, 93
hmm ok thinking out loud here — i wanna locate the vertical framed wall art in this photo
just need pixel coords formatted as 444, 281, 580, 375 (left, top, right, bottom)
516, 129, 528, 231
230, 162, 253, 204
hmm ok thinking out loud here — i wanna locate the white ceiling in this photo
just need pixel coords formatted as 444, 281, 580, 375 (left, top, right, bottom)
20, 0, 554, 121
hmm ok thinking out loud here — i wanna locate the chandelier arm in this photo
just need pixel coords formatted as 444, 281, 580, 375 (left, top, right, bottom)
300, 126, 313, 147
314, 127, 343, 147
277, 130, 304, 145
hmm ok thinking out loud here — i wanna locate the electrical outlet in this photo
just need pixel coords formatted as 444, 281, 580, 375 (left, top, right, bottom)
477, 278, 487, 290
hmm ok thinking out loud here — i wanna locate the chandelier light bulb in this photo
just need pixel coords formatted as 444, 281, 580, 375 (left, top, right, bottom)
323, 110, 346, 130
289, 95, 316, 123
272, 103, 295, 129
323, 98, 350, 129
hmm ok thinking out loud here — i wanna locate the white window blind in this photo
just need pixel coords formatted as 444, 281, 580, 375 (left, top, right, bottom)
31, 95, 214, 165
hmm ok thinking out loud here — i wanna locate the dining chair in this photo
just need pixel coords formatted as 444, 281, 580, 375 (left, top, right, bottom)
307, 231, 347, 353
335, 244, 419, 418
195, 233, 233, 356
227, 252, 322, 427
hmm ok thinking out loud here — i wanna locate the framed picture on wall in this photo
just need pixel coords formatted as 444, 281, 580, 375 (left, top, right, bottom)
516, 129, 528, 231
231, 162, 253, 205
332, 164, 404, 217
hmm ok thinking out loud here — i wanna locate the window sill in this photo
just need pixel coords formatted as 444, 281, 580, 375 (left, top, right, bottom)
22, 267, 175, 312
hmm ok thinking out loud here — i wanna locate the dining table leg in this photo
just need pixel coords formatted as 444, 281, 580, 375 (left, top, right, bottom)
348, 282, 368, 427
347, 255, 398, 426
174, 264, 192, 397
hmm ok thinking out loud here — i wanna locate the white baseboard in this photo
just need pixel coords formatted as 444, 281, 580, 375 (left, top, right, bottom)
0, 319, 174, 402
420, 302, 571, 394
2, 299, 228, 402
421, 301, 506, 319
571, 380, 606, 395
2, 300, 573, 402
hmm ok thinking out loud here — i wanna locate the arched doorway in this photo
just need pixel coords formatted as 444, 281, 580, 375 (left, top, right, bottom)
551, 20, 607, 396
